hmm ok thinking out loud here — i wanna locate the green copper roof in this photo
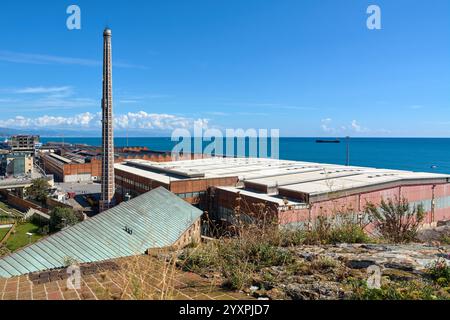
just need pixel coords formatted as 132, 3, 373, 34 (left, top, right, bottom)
0, 187, 202, 278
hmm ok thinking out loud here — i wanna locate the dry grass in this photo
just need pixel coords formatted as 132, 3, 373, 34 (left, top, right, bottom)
96, 253, 178, 300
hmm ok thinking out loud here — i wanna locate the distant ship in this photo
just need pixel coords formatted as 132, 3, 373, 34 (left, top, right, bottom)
316, 139, 340, 144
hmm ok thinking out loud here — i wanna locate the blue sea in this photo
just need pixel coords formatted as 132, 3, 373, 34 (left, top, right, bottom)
40, 137, 450, 174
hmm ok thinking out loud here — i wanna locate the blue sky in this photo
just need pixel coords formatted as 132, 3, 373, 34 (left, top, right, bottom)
0, 0, 449, 137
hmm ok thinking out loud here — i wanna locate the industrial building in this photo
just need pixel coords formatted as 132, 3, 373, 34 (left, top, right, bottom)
0, 187, 203, 278
8, 135, 40, 153
40, 147, 174, 183
115, 157, 450, 228
0, 153, 33, 177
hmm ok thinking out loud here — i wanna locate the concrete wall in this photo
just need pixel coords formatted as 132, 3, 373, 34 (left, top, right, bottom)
63, 159, 101, 181
64, 174, 93, 183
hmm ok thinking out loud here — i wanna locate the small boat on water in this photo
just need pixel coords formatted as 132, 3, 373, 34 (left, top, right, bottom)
316, 139, 340, 144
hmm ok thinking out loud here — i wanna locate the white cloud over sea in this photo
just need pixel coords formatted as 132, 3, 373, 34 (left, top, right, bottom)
0, 111, 209, 132
320, 118, 390, 135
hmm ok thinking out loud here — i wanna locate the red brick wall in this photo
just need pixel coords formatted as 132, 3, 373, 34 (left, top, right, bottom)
2, 192, 49, 214
170, 177, 238, 194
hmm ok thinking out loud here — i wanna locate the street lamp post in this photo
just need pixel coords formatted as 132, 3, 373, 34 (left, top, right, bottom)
26, 232, 33, 244
346, 136, 350, 166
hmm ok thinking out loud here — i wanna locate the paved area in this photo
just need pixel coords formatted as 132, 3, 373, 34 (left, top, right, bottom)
0, 255, 253, 300
55, 182, 101, 195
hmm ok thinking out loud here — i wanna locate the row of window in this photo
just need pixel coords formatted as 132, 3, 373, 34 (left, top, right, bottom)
177, 191, 206, 199
116, 176, 152, 191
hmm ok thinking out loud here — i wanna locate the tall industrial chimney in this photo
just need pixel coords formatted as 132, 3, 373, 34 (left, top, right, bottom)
99, 28, 115, 212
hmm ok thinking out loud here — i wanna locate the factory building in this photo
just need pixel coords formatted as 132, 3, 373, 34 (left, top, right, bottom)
0, 153, 33, 177
41, 152, 100, 183
40, 147, 174, 183
8, 135, 40, 153
114, 157, 450, 229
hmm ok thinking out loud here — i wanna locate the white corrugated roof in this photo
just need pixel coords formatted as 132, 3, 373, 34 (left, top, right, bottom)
116, 157, 450, 198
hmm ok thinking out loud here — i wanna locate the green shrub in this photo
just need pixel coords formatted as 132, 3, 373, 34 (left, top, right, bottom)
280, 229, 308, 247
427, 259, 450, 287
280, 213, 370, 246
347, 278, 444, 300
440, 235, 450, 245
221, 261, 255, 290
328, 223, 370, 244
286, 261, 313, 276
245, 242, 293, 268
310, 257, 338, 271
49, 207, 82, 232
25, 178, 51, 205
365, 197, 425, 243
180, 243, 218, 274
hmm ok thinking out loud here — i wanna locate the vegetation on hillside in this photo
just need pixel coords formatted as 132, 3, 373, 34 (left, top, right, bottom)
178, 196, 449, 300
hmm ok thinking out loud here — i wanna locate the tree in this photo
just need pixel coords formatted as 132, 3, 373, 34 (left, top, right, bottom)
365, 197, 425, 243
49, 207, 82, 232
25, 178, 51, 205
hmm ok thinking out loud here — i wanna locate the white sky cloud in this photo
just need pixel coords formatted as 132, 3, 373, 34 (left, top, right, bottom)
14, 86, 73, 94
0, 50, 146, 69
320, 119, 372, 135
0, 111, 209, 132
320, 118, 335, 133
0, 86, 96, 111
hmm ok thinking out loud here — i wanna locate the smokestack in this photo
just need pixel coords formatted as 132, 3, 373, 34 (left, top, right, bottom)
99, 28, 115, 212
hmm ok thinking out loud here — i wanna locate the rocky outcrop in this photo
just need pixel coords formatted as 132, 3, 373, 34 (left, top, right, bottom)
250, 243, 450, 300
418, 223, 450, 243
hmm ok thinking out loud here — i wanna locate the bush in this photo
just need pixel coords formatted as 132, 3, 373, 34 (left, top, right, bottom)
49, 207, 83, 232
221, 261, 255, 290
365, 197, 425, 243
179, 227, 295, 291
37, 225, 50, 236
180, 243, 218, 274
281, 213, 370, 246
347, 278, 444, 300
329, 223, 370, 244
245, 242, 293, 268
440, 235, 450, 245
310, 257, 338, 271
427, 259, 450, 287
25, 178, 51, 205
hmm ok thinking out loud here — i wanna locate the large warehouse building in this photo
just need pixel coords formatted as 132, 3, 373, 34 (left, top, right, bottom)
115, 158, 450, 229
40, 147, 174, 183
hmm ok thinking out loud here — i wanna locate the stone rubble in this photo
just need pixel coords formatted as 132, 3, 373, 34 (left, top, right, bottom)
252, 243, 450, 300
